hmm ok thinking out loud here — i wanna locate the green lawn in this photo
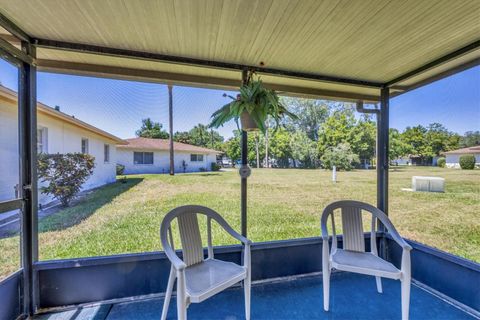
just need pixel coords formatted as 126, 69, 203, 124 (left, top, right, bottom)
1, 167, 479, 280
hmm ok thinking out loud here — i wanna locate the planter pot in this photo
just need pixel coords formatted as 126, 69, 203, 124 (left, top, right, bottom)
240, 111, 259, 131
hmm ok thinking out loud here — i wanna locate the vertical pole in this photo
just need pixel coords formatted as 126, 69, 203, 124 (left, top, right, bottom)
241, 69, 248, 237
377, 87, 389, 259
18, 41, 37, 316
168, 84, 174, 175
377, 87, 389, 215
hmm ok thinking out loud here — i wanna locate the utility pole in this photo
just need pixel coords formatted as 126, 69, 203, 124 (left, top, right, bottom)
168, 84, 174, 175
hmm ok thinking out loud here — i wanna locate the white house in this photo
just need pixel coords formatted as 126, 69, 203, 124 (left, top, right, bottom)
443, 146, 480, 168
117, 137, 222, 174
0, 85, 125, 206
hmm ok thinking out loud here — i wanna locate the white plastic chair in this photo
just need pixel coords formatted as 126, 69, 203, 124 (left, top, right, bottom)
160, 205, 252, 320
321, 200, 412, 320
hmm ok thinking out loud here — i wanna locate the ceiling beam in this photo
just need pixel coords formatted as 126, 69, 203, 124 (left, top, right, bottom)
385, 40, 480, 88
0, 11, 31, 43
33, 38, 383, 89
37, 59, 380, 102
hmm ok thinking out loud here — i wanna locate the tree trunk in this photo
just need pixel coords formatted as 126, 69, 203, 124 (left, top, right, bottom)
265, 127, 269, 168
255, 132, 260, 168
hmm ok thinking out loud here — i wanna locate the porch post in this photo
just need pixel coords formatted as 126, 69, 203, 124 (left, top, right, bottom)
168, 84, 174, 175
18, 41, 37, 316
377, 87, 389, 216
241, 69, 248, 237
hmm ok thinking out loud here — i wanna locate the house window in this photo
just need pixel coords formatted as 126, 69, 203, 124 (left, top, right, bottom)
81, 138, 89, 154
104, 144, 110, 163
134, 152, 154, 165
37, 127, 48, 153
190, 154, 204, 162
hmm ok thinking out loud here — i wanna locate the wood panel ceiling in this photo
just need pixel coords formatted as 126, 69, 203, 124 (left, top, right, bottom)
0, 0, 478, 101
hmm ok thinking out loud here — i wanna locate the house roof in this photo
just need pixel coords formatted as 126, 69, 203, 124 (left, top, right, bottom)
117, 137, 222, 154
0, 85, 126, 144
0, 1, 479, 102
443, 146, 480, 155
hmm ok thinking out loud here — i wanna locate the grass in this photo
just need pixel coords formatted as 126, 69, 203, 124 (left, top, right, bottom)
1, 167, 479, 280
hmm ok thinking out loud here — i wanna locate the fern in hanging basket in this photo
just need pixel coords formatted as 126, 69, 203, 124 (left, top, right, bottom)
209, 78, 297, 133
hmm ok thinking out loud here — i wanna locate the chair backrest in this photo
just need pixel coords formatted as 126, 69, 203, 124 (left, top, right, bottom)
160, 205, 232, 266
321, 200, 381, 254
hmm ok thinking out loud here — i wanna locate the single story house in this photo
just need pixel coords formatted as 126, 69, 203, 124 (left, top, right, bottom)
117, 137, 222, 174
0, 85, 125, 206
443, 146, 480, 168
391, 155, 440, 166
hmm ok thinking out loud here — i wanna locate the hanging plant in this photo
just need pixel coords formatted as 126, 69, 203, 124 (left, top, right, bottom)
209, 72, 297, 133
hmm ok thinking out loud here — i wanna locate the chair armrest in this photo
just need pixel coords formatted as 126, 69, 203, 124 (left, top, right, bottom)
389, 229, 413, 251
163, 243, 187, 271
225, 226, 252, 245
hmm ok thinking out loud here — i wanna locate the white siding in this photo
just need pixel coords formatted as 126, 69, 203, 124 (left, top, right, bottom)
445, 153, 480, 168
0, 101, 117, 205
117, 149, 216, 175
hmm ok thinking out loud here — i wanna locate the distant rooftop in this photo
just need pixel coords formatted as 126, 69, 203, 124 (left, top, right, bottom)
118, 137, 222, 154
443, 146, 480, 154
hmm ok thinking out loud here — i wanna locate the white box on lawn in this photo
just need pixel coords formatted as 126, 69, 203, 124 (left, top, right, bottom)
412, 176, 445, 192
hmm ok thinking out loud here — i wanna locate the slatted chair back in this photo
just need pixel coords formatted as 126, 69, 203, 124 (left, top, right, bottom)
321, 200, 379, 255
161, 205, 223, 267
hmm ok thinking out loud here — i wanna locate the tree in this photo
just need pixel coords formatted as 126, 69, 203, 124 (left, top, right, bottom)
460, 131, 480, 147
317, 107, 356, 157
281, 97, 330, 140
320, 143, 359, 171
401, 125, 432, 160
268, 127, 293, 168
290, 131, 318, 168
389, 128, 412, 162
136, 118, 169, 139
174, 124, 224, 150
350, 116, 376, 165
425, 123, 460, 155
38, 153, 95, 207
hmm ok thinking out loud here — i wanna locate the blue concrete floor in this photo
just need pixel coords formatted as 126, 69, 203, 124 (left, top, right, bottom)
35, 273, 475, 320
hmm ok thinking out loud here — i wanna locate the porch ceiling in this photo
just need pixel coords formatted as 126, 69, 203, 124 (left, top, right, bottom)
0, 0, 479, 101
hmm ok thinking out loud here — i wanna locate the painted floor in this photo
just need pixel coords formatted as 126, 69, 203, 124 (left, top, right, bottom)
35, 273, 475, 320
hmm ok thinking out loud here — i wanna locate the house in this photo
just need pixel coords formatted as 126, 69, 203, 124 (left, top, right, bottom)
391, 155, 440, 166
116, 137, 222, 174
443, 146, 480, 168
0, 85, 125, 206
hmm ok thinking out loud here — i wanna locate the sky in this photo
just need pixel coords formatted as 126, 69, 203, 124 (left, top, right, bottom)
0, 59, 478, 139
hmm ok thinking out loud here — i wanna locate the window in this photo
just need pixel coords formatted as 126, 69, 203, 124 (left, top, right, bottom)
190, 154, 204, 162
81, 138, 89, 154
104, 144, 110, 163
134, 152, 154, 165
37, 127, 48, 153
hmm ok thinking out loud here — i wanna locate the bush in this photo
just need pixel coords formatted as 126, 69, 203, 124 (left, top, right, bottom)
116, 164, 125, 175
320, 143, 359, 171
199, 167, 207, 172
211, 162, 221, 171
437, 157, 446, 168
459, 154, 475, 170
38, 153, 95, 206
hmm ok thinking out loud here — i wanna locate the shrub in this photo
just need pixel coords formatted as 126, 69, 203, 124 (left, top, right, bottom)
38, 153, 95, 206
211, 162, 221, 171
459, 154, 475, 170
116, 164, 125, 175
320, 143, 359, 171
437, 157, 446, 168
199, 167, 207, 172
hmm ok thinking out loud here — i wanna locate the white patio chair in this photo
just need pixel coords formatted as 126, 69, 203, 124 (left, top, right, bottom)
321, 200, 412, 320
160, 205, 252, 320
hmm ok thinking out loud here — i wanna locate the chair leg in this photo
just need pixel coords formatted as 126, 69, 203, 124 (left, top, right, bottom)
322, 267, 330, 311
401, 278, 411, 320
244, 277, 251, 320
176, 271, 188, 320
161, 267, 176, 320
375, 276, 383, 293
